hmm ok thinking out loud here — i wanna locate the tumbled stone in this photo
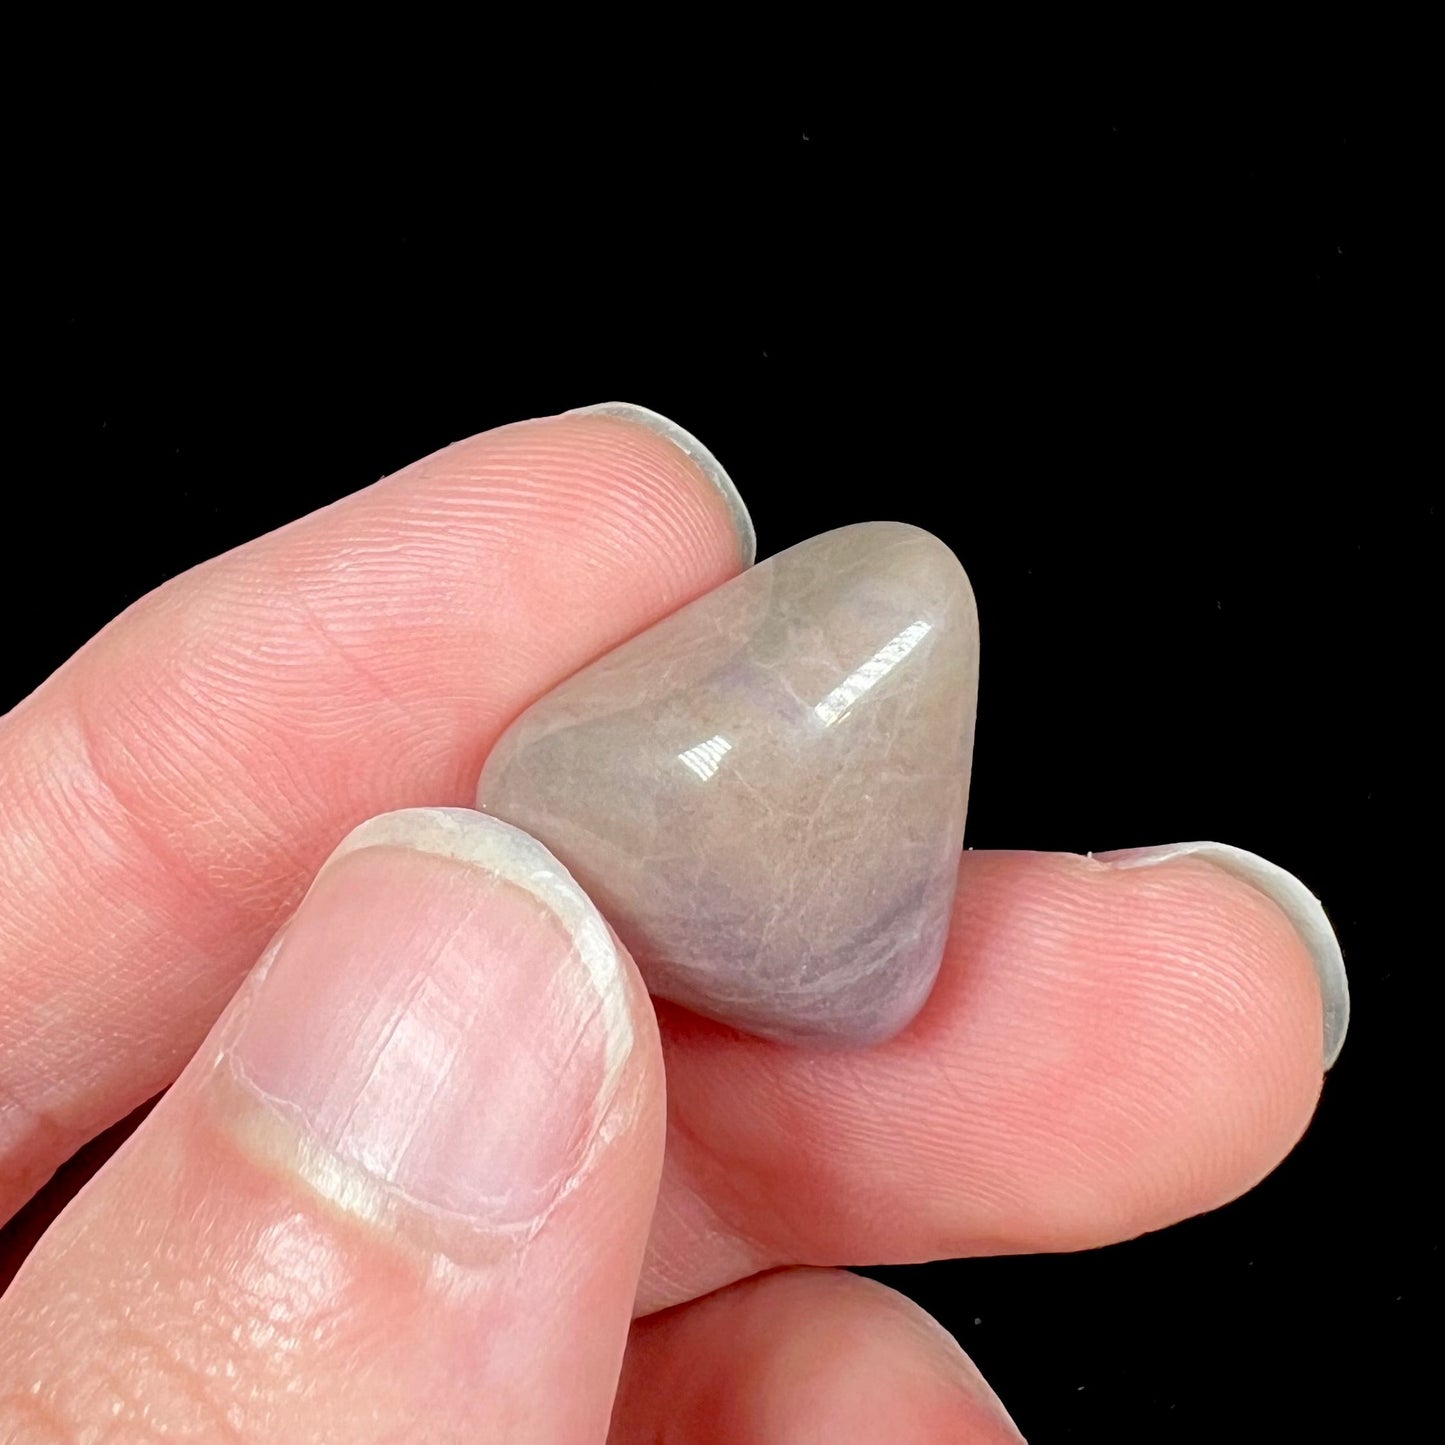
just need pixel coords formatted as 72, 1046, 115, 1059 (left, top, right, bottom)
476, 522, 979, 1045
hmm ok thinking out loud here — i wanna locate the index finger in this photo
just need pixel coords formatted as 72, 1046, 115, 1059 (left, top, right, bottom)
0, 403, 750, 1219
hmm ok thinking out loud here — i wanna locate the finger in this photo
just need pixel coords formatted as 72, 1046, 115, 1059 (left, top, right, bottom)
0, 810, 664, 1443
638, 845, 1335, 1311
0, 403, 745, 1219
0, 1101, 154, 1296
609, 1268, 1024, 1444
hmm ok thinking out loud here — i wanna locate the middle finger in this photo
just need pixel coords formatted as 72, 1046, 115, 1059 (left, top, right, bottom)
637, 843, 1332, 1312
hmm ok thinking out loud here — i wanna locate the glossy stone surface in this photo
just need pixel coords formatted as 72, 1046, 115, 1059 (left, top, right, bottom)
476, 523, 979, 1045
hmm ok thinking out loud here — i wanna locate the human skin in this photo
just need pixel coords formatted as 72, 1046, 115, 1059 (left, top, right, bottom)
0, 407, 1336, 1440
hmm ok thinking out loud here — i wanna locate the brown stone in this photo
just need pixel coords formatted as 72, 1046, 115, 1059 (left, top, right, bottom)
477, 523, 979, 1045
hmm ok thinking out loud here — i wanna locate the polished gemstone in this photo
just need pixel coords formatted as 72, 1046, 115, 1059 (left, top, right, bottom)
476, 523, 979, 1045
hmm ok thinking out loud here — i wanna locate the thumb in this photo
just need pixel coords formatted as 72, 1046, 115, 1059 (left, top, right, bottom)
0, 810, 664, 1443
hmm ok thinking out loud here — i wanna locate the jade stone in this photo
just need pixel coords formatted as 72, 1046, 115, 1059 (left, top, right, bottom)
476, 522, 979, 1046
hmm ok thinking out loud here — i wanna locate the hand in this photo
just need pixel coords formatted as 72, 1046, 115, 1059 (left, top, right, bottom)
0, 409, 1333, 1441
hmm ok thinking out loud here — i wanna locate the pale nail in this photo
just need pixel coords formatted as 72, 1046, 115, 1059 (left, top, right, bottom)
1098, 841, 1349, 1068
226, 808, 632, 1228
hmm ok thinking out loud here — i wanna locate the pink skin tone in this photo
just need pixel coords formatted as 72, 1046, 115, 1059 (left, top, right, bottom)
612, 1270, 1025, 1444
2, 841, 669, 1441
0, 412, 1325, 1438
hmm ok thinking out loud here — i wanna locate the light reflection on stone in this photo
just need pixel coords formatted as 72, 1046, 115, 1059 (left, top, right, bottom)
677, 735, 734, 782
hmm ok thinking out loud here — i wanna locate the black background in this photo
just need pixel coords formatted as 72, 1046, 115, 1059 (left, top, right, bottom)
7, 87, 1434, 1441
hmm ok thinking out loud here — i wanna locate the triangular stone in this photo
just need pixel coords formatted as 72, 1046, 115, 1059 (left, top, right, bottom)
477, 522, 978, 1045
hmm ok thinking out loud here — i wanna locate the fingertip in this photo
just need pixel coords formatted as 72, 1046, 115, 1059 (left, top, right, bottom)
1048, 848, 1327, 1234
1098, 841, 1348, 1067
612, 1269, 1025, 1444
222, 811, 648, 1240
868, 848, 1325, 1249
802, 1272, 1027, 1440
565, 402, 755, 567
473, 405, 747, 601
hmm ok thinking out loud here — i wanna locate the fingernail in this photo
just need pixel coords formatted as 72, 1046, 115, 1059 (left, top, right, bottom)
567, 401, 756, 567
1097, 841, 1349, 1069
224, 808, 633, 1230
